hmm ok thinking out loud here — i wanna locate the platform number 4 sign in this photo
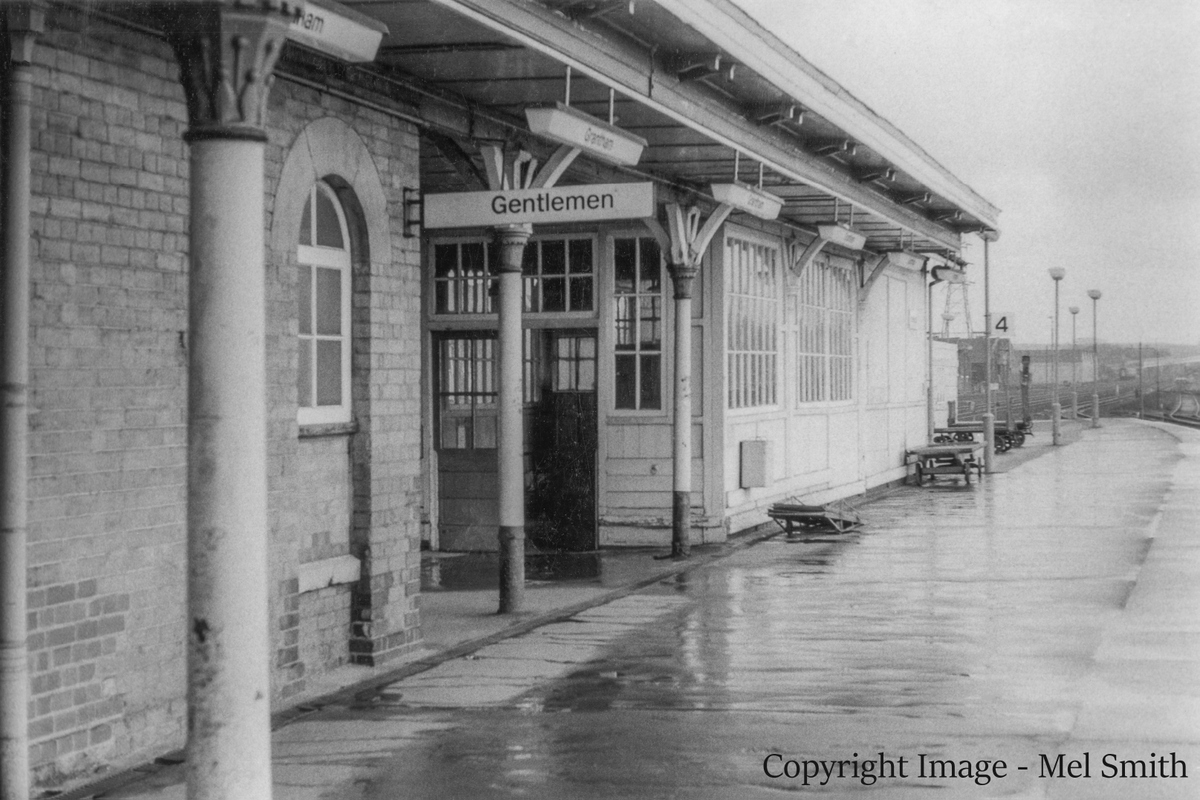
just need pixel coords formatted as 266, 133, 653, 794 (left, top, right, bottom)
992, 312, 1014, 336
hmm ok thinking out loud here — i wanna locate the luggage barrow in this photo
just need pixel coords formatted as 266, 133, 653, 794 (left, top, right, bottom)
906, 443, 984, 486
767, 498, 863, 536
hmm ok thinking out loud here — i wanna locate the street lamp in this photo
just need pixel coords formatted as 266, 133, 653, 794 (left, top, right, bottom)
1048, 268, 1065, 444
1087, 289, 1101, 427
1069, 306, 1079, 419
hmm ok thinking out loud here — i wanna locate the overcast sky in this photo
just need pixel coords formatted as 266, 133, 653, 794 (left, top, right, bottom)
733, 0, 1200, 348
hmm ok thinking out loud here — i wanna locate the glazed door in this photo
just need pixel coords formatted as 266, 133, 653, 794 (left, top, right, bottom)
527, 332, 598, 551
434, 334, 499, 551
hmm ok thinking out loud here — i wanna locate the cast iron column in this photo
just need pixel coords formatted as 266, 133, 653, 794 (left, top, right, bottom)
162, 3, 292, 797
494, 226, 530, 613
0, 7, 42, 799
667, 261, 696, 558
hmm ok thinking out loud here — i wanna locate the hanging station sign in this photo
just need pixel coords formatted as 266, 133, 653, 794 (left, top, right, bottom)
710, 182, 783, 220
287, 0, 388, 63
816, 223, 867, 251
884, 250, 927, 271
932, 265, 966, 283
525, 103, 648, 166
423, 182, 656, 229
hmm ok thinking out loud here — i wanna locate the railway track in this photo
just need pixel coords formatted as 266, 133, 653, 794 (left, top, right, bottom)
954, 382, 1128, 422
1157, 391, 1200, 429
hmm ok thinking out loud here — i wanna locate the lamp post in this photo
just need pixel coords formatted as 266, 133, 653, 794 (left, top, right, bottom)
980, 230, 999, 473
1048, 268, 1065, 444
1069, 306, 1079, 419
1088, 289, 1101, 427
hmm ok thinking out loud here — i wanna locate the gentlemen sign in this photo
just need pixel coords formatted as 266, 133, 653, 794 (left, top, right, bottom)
424, 182, 656, 228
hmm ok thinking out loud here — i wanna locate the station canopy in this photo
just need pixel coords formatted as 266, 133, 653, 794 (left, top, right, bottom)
158, 0, 1003, 253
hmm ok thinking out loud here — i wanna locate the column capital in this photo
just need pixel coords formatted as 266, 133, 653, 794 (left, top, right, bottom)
2, 2, 46, 65
667, 261, 698, 299
158, 2, 298, 142
492, 224, 532, 274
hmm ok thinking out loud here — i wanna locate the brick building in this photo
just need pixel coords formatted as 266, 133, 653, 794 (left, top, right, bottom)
10, 4, 423, 786
1, 0, 998, 791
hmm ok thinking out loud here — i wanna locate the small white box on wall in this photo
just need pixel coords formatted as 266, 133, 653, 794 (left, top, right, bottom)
740, 440, 768, 488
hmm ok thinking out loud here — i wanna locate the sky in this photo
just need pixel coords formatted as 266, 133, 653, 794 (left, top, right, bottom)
733, 0, 1200, 348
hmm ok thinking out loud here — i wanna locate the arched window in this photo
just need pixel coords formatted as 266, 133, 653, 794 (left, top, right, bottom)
297, 181, 352, 425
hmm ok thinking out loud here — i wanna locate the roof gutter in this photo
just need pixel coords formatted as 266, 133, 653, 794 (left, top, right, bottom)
661, 0, 999, 229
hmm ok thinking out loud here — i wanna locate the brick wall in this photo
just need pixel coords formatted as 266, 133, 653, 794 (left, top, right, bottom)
264, 88, 424, 681
26, 11, 190, 783
24, 8, 425, 786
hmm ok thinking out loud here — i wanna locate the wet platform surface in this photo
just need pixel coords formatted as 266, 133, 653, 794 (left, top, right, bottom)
96, 420, 1200, 799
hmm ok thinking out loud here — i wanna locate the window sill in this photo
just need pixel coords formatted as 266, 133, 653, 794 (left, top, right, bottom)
299, 554, 361, 593
299, 420, 358, 438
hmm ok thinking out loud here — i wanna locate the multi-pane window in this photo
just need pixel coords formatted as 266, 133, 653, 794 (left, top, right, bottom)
433, 237, 595, 316
437, 336, 497, 449
726, 236, 779, 409
297, 182, 351, 425
523, 238, 594, 312
439, 332, 552, 450
613, 237, 662, 410
794, 258, 855, 403
553, 335, 597, 392
434, 241, 493, 314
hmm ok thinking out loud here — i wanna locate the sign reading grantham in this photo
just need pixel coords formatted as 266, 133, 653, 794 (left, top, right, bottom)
287, 0, 388, 63
710, 182, 783, 221
525, 103, 647, 166
423, 182, 656, 229
817, 223, 867, 251
884, 250, 926, 271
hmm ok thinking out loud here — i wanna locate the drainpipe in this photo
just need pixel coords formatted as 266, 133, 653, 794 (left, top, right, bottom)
667, 262, 696, 558
925, 266, 935, 442
161, 4, 292, 797
494, 226, 530, 613
1, 7, 42, 798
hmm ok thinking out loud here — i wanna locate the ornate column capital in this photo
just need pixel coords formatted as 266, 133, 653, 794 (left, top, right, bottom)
158, 1, 299, 142
667, 261, 698, 300
492, 224, 532, 274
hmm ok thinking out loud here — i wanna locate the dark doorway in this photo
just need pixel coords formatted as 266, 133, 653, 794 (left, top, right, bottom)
527, 332, 598, 551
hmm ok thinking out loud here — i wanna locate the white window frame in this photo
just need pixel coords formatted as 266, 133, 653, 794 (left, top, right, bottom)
725, 233, 781, 412
297, 182, 353, 426
610, 235, 665, 413
523, 235, 597, 315
794, 256, 855, 405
